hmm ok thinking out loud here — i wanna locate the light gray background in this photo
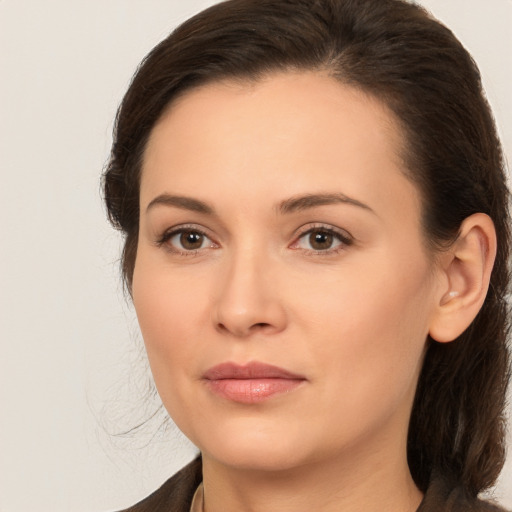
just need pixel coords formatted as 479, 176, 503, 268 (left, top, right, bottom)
1, 1, 511, 511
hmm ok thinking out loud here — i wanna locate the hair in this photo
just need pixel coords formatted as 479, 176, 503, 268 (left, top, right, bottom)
103, 0, 511, 497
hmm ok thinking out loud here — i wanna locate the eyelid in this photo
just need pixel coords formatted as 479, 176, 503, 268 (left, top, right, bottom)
155, 223, 219, 255
290, 223, 354, 253
154, 222, 353, 256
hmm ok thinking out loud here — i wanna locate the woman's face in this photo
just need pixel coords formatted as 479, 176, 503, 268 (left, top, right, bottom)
133, 72, 443, 472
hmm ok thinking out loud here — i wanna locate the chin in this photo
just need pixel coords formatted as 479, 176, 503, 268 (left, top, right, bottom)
190, 418, 315, 472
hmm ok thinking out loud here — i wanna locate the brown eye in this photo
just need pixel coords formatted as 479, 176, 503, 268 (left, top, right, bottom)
308, 231, 334, 250
294, 226, 352, 253
162, 228, 214, 253
179, 231, 205, 250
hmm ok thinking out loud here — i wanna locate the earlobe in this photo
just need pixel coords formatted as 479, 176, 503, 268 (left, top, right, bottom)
429, 213, 497, 343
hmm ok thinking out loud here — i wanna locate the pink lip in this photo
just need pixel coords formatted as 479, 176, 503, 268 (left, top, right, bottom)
203, 362, 306, 404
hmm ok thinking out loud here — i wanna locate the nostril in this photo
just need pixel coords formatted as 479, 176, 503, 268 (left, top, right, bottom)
249, 322, 273, 334
216, 322, 229, 333
215, 321, 273, 337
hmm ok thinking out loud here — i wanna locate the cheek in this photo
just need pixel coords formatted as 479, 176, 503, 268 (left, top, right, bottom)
295, 253, 433, 406
131, 257, 210, 398
133, 246, 213, 337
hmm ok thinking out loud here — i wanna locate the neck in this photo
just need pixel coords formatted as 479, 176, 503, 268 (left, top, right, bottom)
201, 439, 423, 512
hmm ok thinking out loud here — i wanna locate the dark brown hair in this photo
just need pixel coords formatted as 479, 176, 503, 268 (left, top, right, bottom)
103, 0, 511, 496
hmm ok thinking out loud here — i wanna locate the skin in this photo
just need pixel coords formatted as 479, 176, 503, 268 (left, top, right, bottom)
133, 72, 448, 512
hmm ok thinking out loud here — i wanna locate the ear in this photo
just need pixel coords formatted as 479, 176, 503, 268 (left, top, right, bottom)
429, 213, 497, 343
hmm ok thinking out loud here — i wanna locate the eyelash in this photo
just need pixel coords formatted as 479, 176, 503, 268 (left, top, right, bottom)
155, 223, 353, 256
291, 224, 354, 255
155, 224, 217, 256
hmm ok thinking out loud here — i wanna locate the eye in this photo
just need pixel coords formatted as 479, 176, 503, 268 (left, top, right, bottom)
173, 230, 209, 250
157, 227, 217, 254
292, 226, 353, 253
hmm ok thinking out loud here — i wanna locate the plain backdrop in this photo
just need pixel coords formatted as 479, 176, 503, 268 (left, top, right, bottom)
1, 1, 511, 511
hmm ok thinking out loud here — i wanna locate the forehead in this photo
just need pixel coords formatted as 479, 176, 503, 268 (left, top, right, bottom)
147, 71, 406, 167
141, 71, 420, 224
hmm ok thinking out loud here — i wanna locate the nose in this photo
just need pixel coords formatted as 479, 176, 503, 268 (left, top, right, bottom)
212, 248, 288, 338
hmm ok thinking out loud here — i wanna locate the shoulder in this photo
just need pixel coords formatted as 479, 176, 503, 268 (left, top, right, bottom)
114, 456, 202, 512
419, 474, 510, 512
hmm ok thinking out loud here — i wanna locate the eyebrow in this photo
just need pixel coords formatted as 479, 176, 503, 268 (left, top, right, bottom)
278, 193, 374, 215
146, 194, 215, 215
145, 192, 374, 216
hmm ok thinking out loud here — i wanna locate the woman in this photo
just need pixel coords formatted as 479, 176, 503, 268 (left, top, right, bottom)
103, 0, 511, 510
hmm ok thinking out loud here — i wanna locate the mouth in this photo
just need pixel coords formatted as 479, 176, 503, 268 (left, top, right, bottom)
202, 361, 306, 404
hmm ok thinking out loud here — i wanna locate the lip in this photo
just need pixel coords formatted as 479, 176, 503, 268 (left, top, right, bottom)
202, 362, 306, 404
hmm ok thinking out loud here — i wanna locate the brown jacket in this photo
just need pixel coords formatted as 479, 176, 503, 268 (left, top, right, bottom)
117, 457, 508, 512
